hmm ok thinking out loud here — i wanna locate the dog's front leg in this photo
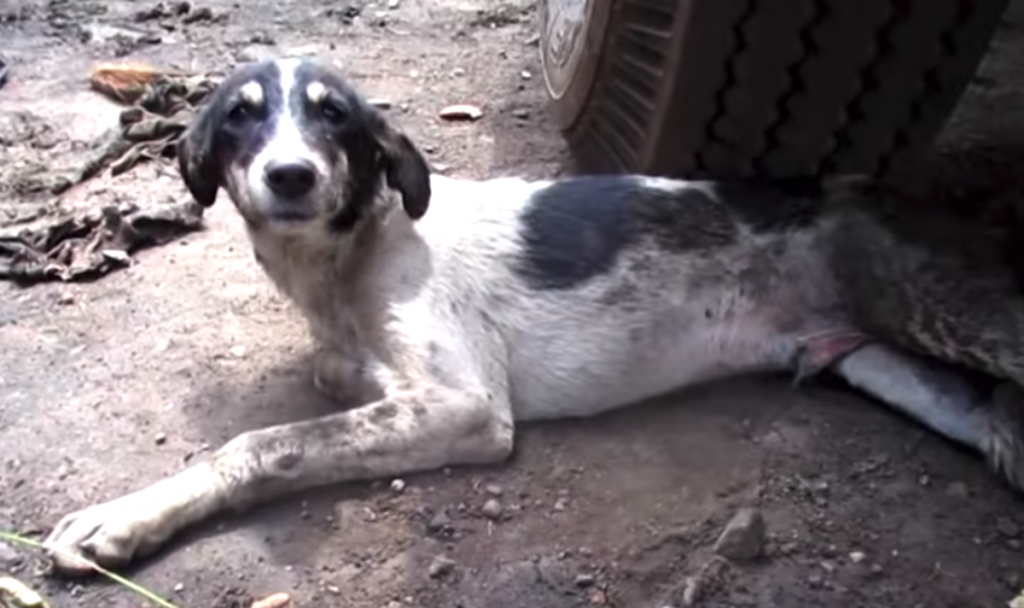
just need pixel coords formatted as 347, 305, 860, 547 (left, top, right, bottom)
44, 387, 513, 575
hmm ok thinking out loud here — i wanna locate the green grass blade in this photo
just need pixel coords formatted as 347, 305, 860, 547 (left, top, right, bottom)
0, 532, 182, 608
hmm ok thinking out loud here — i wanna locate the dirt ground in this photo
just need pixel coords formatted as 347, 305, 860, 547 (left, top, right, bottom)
4, 0, 1024, 607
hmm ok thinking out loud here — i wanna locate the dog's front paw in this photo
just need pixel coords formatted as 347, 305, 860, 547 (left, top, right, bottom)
44, 493, 174, 576
985, 381, 1024, 492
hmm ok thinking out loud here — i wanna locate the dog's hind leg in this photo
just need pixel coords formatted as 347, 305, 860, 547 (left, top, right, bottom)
828, 203, 1024, 387
830, 343, 1024, 492
820, 201, 1024, 488
43, 384, 514, 575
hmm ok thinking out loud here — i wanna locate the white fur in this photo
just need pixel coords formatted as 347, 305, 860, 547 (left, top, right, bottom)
245, 59, 329, 216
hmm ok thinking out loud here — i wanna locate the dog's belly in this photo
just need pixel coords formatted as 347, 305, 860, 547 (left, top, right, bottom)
501, 235, 844, 421
505, 302, 826, 421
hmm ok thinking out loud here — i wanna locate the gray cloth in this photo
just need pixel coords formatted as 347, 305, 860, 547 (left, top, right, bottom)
0, 73, 218, 284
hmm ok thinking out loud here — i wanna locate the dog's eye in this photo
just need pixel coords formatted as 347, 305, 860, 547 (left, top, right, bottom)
227, 103, 251, 123
320, 101, 347, 124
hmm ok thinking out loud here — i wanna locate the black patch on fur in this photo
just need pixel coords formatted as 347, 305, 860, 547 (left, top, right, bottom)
178, 61, 286, 207
706, 177, 822, 232
516, 177, 635, 290
515, 175, 825, 291
288, 61, 430, 232
289, 61, 384, 232
515, 176, 734, 290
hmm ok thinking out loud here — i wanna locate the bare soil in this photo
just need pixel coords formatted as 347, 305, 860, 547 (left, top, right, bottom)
3, 1, 1024, 607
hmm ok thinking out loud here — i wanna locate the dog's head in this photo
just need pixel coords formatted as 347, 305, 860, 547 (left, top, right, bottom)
178, 59, 431, 232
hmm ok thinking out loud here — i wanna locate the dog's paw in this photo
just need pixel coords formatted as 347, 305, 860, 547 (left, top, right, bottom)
985, 381, 1024, 492
44, 494, 172, 576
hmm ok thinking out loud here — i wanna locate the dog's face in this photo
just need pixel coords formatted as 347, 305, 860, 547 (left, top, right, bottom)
178, 59, 431, 233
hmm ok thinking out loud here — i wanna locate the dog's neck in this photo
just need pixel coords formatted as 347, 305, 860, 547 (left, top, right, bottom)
246, 203, 425, 351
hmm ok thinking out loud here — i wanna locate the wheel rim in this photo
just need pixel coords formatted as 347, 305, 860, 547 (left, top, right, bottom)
540, 0, 594, 101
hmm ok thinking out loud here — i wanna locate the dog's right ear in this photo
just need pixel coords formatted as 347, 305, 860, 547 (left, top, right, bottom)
177, 106, 221, 207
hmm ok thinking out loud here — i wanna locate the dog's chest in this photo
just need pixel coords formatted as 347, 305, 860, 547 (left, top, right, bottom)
249, 233, 364, 349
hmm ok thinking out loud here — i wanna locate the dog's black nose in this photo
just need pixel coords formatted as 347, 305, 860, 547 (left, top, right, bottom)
264, 158, 317, 198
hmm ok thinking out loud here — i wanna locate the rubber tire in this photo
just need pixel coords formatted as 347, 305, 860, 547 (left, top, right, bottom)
541, 0, 1010, 180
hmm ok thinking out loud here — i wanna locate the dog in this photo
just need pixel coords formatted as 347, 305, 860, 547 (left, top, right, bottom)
43, 58, 1024, 575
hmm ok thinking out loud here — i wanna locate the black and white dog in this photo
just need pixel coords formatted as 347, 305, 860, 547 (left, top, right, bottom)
44, 58, 1024, 574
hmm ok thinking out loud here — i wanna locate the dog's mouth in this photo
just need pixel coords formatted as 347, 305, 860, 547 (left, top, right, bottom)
266, 205, 318, 222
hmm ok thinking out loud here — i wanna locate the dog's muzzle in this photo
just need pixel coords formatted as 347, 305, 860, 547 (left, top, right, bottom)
264, 157, 318, 199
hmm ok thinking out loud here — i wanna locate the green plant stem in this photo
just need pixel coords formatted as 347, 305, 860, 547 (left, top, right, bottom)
0, 532, 182, 608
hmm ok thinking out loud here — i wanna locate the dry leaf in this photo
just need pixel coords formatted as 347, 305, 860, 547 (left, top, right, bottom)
88, 63, 160, 104
0, 577, 50, 608
439, 104, 483, 121
251, 592, 292, 608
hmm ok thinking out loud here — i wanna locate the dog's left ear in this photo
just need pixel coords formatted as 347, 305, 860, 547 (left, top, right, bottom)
372, 114, 431, 219
177, 104, 221, 207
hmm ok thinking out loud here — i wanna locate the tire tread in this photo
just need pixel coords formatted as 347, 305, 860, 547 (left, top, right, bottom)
556, 0, 1009, 179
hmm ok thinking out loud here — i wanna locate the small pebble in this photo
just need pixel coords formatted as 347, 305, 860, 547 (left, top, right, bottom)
849, 551, 866, 564
918, 474, 931, 487
230, 345, 247, 358
182, 6, 213, 23
390, 478, 406, 493
439, 104, 483, 121
0, 541, 20, 565
484, 483, 504, 496
482, 499, 503, 520
249, 31, 276, 44
944, 481, 968, 499
428, 555, 456, 578
154, 432, 167, 445
574, 573, 595, 587
520, 70, 532, 79
57, 292, 75, 305
553, 498, 568, 512
807, 572, 824, 588
369, 98, 393, 110
387, 0, 400, 8
681, 574, 701, 606
427, 510, 451, 533
511, 108, 530, 119
173, 583, 185, 593
714, 507, 766, 561
998, 517, 1021, 539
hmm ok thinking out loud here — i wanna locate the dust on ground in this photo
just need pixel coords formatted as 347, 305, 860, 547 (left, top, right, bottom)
2, 0, 1024, 607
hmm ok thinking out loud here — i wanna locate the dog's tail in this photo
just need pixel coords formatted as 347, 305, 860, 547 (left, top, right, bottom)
821, 177, 1024, 387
